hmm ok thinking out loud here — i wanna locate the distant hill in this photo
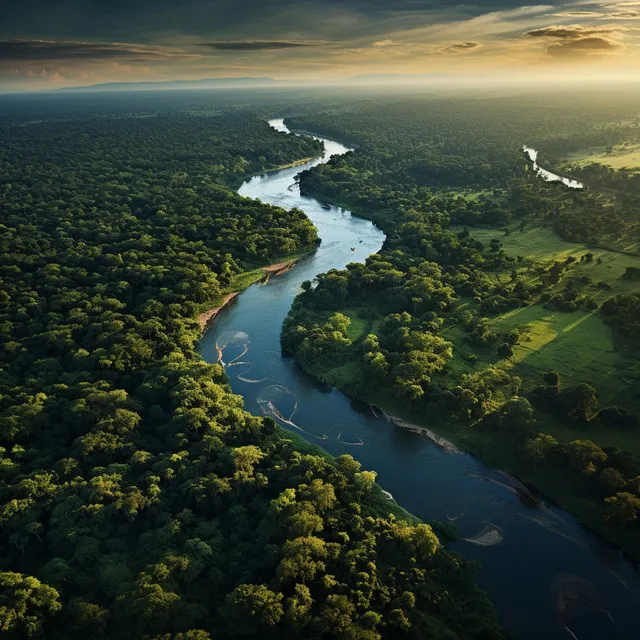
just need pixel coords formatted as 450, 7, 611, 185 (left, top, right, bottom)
57, 77, 290, 92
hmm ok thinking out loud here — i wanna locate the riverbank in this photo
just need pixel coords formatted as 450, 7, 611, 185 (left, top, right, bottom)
265, 157, 314, 173
200, 118, 640, 638
289, 352, 640, 561
198, 258, 300, 334
291, 150, 640, 562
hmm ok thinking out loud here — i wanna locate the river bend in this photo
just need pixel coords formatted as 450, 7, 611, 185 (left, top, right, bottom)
199, 119, 638, 639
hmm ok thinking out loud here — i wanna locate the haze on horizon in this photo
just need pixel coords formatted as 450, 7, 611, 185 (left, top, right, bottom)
1, 0, 639, 92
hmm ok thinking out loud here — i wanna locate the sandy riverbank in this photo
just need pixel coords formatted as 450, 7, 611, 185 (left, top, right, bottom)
198, 260, 297, 334
382, 411, 460, 454
263, 260, 295, 273
198, 292, 240, 333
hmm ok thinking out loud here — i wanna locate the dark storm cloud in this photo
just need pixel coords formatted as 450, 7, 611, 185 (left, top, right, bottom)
200, 41, 323, 50
547, 36, 621, 56
0, 39, 197, 61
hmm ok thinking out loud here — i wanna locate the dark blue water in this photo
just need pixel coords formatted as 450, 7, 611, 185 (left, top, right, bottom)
199, 119, 640, 639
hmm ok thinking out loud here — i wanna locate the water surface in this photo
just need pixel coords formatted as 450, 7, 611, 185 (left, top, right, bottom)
200, 120, 638, 639
523, 146, 584, 189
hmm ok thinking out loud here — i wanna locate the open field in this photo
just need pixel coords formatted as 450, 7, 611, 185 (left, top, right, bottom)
495, 305, 640, 410
442, 307, 640, 408
447, 224, 640, 412
452, 224, 640, 299
564, 144, 640, 171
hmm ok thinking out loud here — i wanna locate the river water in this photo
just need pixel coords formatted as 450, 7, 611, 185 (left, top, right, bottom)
523, 146, 584, 189
199, 119, 639, 639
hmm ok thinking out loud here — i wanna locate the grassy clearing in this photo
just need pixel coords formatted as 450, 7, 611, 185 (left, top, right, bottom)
230, 267, 270, 291
453, 224, 640, 298
495, 305, 640, 409
564, 144, 640, 171
447, 188, 503, 202
441, 304, 640, 452
447, 224, 640, 411
230, 252, 309, 292
343, 310, 382, 342
265, 157, 314, 173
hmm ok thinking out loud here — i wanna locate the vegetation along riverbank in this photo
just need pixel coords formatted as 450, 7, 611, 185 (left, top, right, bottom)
281, 95, 640, 561
0, 94, 503, 639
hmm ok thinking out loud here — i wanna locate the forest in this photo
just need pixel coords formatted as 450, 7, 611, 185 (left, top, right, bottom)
0, 93, 505, 638
282, 91, 640, 559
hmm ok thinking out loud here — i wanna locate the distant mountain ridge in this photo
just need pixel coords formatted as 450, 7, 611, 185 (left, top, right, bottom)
57, 77, 292, 92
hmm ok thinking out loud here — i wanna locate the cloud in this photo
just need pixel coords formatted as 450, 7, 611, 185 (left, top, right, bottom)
199, 40, 324, 51
2, 2, 639, 90
526, 25, 619, 38
372, 39, 396, 47
609, 10, 640, 17
547, 36, 621, 56
553, 11, 605, 18
0, 39, 199, 61
443, 41, 481, 52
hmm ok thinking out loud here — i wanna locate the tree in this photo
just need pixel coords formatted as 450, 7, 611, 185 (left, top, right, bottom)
604, 492, 640, 524
223, 584, 284, 633
565, 439, 607, 475
497, 397, 535, 436
563, 383, 599, 422
412, 524, 440, 559
0, 572, 61, 638
598, 406, 638, 429
525, 433, 558, 466
497, 343, 513, 358
542, 371, 560, 389
277, 536, 327, 583
599, 468, 626, 494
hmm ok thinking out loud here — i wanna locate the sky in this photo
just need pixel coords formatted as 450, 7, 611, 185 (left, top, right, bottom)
1, 0, 639, 91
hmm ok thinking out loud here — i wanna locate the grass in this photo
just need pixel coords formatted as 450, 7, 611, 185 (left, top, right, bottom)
445, 222, 640, 415
453, 223, 640, 303
447, 188, 502, 202
343, 310, 382, 342
218, 251, 310, 302
448, 225, 640, 410
230, 267, 271, 291
494, 305, 640, 410
265, 157, 314, 173
564, 144, 640, 172
454, 224, 640, 288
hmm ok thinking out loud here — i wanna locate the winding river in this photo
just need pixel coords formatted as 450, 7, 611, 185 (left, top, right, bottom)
199, 119, 639, 639
523, 146, 584, 189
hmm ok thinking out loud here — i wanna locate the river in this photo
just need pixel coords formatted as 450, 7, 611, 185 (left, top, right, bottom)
523, 146, 584, 189
199, 119, 639, 639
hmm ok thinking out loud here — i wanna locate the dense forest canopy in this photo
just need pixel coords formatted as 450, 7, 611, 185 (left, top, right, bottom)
282, 90, 640, 559
0, 93, 504, 639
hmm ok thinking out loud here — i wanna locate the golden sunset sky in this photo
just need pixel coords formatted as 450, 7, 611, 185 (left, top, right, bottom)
1, 0, 639, 90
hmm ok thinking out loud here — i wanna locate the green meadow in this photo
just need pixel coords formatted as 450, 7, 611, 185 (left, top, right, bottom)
564, 144, 640, 172
455, 223, 640, 293
448, 223, 640, 413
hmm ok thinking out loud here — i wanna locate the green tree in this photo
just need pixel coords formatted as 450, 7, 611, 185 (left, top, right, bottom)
605, 492, 640, 524
223, 584, 284, 633
0, 572, 61, 638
